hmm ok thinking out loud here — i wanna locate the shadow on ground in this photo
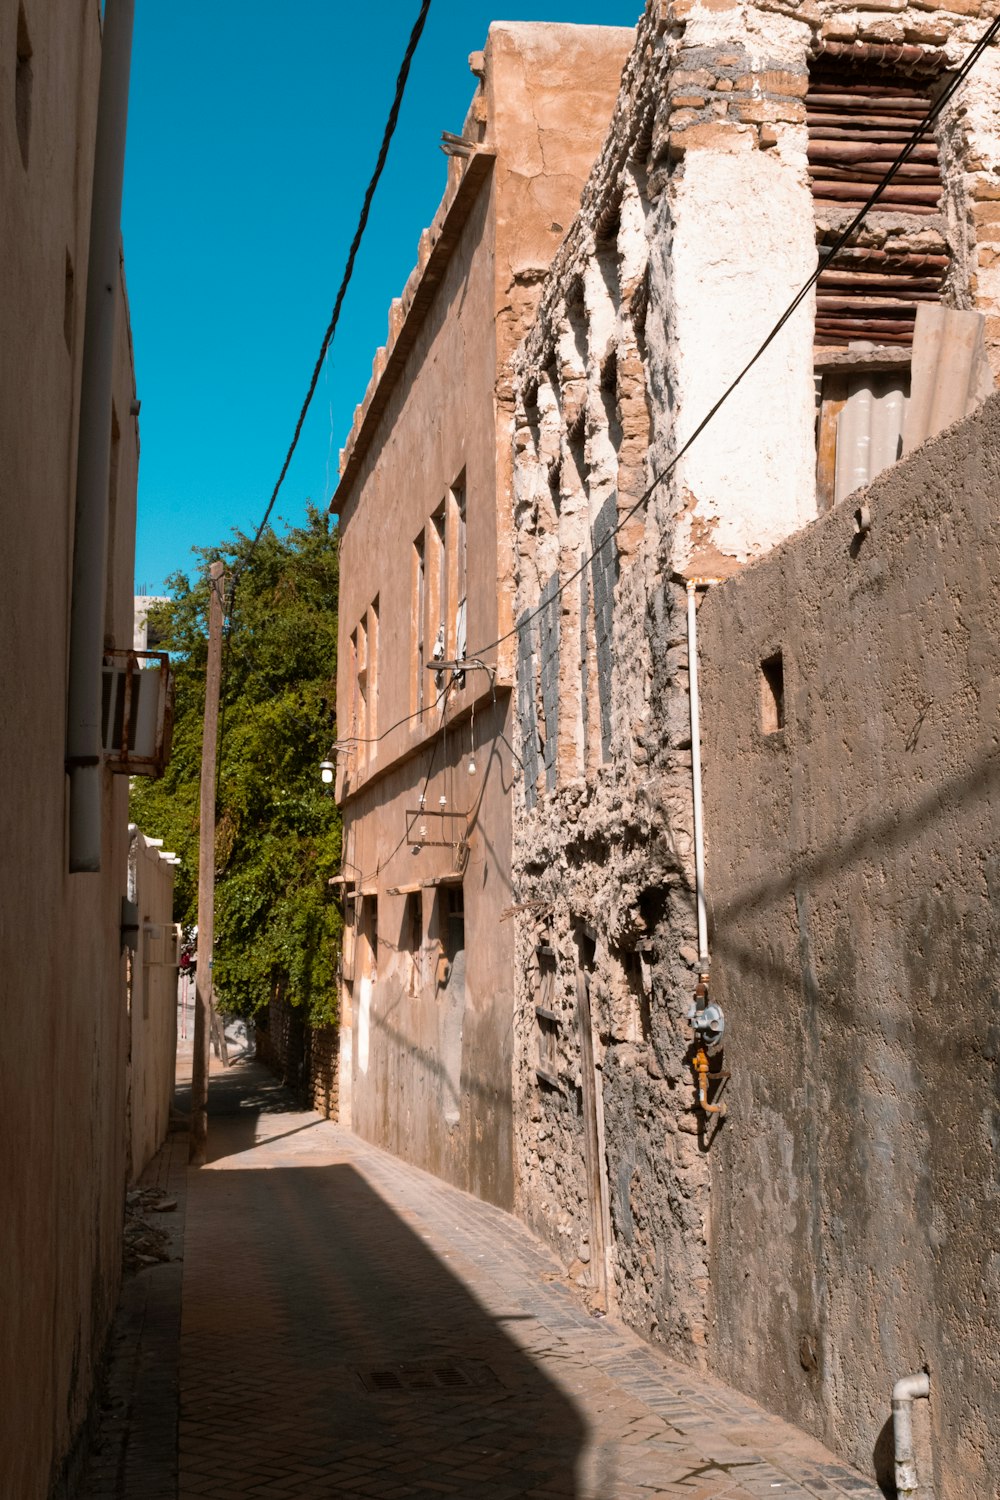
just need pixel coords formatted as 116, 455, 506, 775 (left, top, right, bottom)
178, 1062, 588, 1499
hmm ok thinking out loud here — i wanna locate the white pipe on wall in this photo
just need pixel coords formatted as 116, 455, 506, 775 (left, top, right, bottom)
686, 581, 709, 968
66, 0, 135, 872
892, 1370, 931, 1498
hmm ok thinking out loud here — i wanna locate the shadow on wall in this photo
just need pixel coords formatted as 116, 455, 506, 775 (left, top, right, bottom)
180, 1067, 588, 1495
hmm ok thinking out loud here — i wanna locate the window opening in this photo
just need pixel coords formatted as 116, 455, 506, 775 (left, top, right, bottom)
599, 353, 623, 458
368, 596, 379, 755
413, 531, 425, 713
547, 460, 562, 520
367, 897, 379, 983
816, 367, 910, 511
621, 947, 651, 1043
64, 251, 75, 354
808, 58, 946, 350
406, 892, 422, 996
567, 412, 587, 492
430, 504, 446, 686
760, 652, 785, 735
595, 199, 621, 309
449, 478, 467, 678
16, 5, 32, 172
534, 942, 561, 1091
356, 619, 368, 764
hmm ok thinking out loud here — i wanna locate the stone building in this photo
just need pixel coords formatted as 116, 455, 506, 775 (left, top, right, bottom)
506, 0, 1000, 1481
332, 21, 633, 1209
0, 3, 170, 1495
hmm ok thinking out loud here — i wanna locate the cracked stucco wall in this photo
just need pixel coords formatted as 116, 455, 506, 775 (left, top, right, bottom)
508, 0, 1000, 1397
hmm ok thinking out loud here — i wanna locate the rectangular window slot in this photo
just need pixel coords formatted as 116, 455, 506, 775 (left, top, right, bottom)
16, 6, 32, 172
368, 595, 379, 756
405, 891, 422, 997
760, 651, 785, 735
64, 251, 75, 353
449, 476, 467, 674
535, 945, 559, 1086
621, 947, 651, 1043
413, 531, 425, 713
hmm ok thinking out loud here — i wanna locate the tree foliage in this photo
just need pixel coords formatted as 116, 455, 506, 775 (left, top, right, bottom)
130, 507, 342, 1025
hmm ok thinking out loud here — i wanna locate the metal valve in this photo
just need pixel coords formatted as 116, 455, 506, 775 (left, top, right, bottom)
689, 999, 725, 1046
688, 974, 725, 1050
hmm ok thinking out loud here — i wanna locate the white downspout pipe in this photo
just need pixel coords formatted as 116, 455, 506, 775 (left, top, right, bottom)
892, 1371, 930, 1498
686, 581, 709, 969
66, 0, 135, 872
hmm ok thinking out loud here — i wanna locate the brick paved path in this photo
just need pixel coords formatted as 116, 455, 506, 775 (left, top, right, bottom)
85, 1049, 883, 1500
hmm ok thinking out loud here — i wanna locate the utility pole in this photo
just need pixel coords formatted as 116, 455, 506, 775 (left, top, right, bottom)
190, 560, 226, 1166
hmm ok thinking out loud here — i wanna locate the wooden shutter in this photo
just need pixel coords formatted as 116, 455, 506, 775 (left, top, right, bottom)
809, 54, 948, 347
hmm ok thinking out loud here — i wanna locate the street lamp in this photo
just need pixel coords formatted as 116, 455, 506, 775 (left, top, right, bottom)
319, 760, 335, 785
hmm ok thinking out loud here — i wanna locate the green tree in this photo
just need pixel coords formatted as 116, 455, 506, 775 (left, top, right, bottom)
131, 506, 342, 1026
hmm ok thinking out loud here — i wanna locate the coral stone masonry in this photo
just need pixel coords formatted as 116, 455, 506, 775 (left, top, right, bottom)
507, 0, 1000, 1488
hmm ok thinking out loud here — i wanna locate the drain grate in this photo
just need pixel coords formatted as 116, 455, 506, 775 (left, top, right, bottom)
357, 1360, 497, 1395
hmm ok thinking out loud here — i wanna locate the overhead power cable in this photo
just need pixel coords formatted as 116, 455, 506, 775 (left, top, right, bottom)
233, 0, 433, 597
229, 7, 1000, 776
213, 0, 432, 800
456, 9, 1000, 667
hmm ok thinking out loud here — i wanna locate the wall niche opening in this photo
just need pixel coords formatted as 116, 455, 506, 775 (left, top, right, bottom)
760, 651, 785, 735
16, 5, 32, 171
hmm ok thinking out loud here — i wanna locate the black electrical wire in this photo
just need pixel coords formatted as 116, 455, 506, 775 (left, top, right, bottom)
233, 0, 432, 596
213, 0, 433, 801
228, 7, 1000, 775
331, 7, 1000, 774
460, 9, 1000, 667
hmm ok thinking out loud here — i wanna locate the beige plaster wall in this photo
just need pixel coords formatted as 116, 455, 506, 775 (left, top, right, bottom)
129, 832, 177, 1182
334, 22, 632, 1209
344, 696, 516, 1207
0, 2, 142, 1494
699, 389, 1000, 1497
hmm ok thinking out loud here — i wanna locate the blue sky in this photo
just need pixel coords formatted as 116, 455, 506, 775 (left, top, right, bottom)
123, 1, 641, 592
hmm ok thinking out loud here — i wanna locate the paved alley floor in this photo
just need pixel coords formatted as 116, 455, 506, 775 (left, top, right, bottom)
85, 1048, 883, 1500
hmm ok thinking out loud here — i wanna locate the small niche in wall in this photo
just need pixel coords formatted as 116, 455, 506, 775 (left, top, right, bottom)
621, 946, 651, 1043
16, 4, 33, 171
760, 651, 785, 735
64, 250, 75, 353
534, 943, 563, 1093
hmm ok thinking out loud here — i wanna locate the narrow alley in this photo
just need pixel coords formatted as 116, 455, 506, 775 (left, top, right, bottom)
83, 1027, 880, 1500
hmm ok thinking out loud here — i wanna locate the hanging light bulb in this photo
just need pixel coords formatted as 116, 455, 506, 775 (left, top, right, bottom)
467, 704, 477, 777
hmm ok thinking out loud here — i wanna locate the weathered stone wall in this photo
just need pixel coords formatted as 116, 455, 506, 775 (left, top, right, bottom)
699, 388, 1000, 1499
0, 3, 143, 1495
508, 0, 1000, 1381
256, 990, 340, 1119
